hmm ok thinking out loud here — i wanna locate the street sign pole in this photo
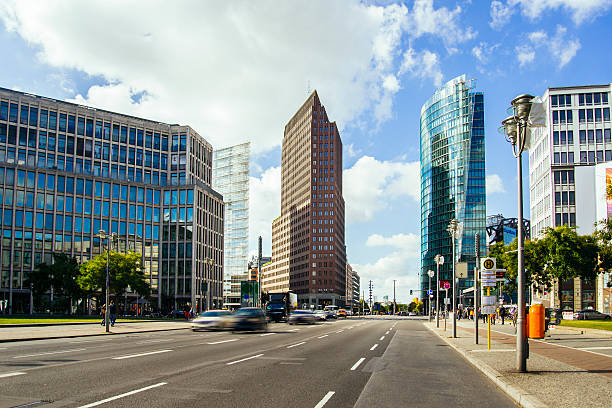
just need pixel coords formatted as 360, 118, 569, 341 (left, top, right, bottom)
487, 285, 491, 350
475, 233, 480, 344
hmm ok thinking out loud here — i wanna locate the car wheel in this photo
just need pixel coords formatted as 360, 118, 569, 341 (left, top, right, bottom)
606, 316, 611, 320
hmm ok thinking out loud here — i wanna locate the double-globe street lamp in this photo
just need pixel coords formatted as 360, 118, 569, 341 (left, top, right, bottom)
447, 219, 460, 338
434, 254, 444, 328
500, 93, 544, 373
97, 230, 118, 333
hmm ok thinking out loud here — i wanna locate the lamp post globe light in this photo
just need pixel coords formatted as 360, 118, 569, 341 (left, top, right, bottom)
434, 254, 444, 328
97, 230, 117, 333
427, 270, 434, 321
500, 93, 544, 373
446, 219, 459, 338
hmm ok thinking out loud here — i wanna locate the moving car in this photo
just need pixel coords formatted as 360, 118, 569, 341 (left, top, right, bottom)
265, 291, 298, 322
337, 309, 347, 318
191, 310, 232, 331
324, 305, 338, 319
288, 310, 316, 325
168, 309, 187, 319
313, 310, 327, 321
228, 307, 268, 332
408, 311, 417, 316
573, 309, 611, 320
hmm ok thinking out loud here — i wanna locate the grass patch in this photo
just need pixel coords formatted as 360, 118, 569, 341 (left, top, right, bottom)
0, 317, 146, 324
560, 320, 612, 331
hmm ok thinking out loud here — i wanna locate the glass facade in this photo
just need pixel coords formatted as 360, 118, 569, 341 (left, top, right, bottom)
420, 75, 486, 306
0, 87, 224, 314
212, 142, 249, 308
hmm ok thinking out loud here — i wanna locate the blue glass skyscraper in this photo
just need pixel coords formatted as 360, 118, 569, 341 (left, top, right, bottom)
420, 75, 486, 307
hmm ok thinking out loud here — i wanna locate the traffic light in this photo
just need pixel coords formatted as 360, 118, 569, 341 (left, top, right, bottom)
410, 289, 413, 295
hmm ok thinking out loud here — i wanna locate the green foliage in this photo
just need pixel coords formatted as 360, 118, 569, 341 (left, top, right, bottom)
78, 251, 150, 299
25, 253, 82, 313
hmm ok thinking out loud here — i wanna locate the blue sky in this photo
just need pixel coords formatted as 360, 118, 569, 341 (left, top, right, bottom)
1, 0, 611, 303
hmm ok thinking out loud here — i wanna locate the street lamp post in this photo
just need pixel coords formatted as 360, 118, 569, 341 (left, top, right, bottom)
98, 230, 117, 333
434, 254, 444, 328
204, 258, 213, 311
501, 93, 543, 373
427, 270, 434, 321
447, 219, 459, 338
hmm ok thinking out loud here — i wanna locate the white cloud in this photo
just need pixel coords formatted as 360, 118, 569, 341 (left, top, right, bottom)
510, 0, 612, 25
249, 166, 280, 257
523, 26, 581, 68
345, 143, 361, 159
486, 174, 506, 194
399, 48, 443, 87
515, 45, 535, 67
353, 232, 421, 303
0, 0, 476, 152
472, 42, 500, 64
489, 0, 514, 29
343, 156, 420, 224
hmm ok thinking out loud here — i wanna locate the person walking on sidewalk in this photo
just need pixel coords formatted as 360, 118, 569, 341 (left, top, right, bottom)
100, 304, 106, 326
499, 306, 506, 325
109, 301, 117, 327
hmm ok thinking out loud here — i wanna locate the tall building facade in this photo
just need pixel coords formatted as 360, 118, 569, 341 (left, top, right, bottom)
0, 88, 224, 314
262, 91, 347, 307
213, 142, 249, 308
528, 84, 611, 312
345, 264, 359, 311
420, 75, 486, 306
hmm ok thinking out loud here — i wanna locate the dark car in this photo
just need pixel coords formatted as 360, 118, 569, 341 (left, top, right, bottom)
168, 309, 188, 319
229, 307, 268, 332
573, 309, 611, 320
288, 310, 316, 325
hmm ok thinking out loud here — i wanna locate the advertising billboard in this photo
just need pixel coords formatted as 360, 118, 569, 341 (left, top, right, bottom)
607, 168, 612, 220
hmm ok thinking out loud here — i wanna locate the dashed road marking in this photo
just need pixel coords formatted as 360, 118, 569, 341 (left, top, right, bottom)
112, 350, 172, 360
379, 336, 385, 341
350, 357, 366, 371
0, 372, 26, 378
226, 354, 264, 365
13, 348, 87, 359
76, 382, 167, 408
314, 391, 335, 408
370, 344, 378, 351
207, 339, 239, 345
318, 335, 328, 339
287, 342, 306, 349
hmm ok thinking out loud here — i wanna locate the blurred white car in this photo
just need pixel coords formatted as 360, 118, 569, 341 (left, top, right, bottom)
313, 310, 327, 321
191, 310, 232, 331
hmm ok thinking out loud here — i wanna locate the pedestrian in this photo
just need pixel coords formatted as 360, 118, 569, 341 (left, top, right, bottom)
109, 301, 117, 327
100, 303, 106, 326
499, 306, 506, 325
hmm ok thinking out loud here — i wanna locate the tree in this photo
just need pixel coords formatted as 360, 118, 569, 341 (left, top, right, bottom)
25, 253, 82, 314
78, 251, 150, 302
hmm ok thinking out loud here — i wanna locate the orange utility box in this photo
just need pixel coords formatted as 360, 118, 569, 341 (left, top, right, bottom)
528, 304, 545, 339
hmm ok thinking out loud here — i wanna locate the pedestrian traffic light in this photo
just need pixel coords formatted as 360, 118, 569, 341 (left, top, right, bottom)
410, 290, 413, 295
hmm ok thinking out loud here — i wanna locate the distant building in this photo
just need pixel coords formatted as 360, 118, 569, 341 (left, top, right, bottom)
345, 264, 359, 311
213, 142, 250, 309
420, 75, 486, 307
262, 91, 347, 307
528, 84, 612, 312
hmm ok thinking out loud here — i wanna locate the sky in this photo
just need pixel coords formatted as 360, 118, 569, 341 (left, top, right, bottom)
1, 0, 611, 304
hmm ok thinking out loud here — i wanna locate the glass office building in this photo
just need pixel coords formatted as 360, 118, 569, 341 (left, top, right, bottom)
0, 87, 224, 314
420, 75, 486, 307
213, 142, 249, 309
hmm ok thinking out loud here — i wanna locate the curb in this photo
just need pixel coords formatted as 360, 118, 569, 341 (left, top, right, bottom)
0, 320, 173, 328
556, 325, 612, 337
425, 324, 548, 408
0, 327, 190, 343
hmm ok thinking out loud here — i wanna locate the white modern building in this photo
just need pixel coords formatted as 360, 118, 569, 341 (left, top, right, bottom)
528, 84, 611, 313
212, 142, 250, 308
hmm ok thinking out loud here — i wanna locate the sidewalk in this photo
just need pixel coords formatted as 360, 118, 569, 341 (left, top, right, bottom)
426, 319, 612, 408
0, 320, 191, 342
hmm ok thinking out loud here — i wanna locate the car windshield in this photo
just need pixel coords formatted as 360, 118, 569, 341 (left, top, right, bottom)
293, 310, 312, 314
200, 311, 229, 317
235, 309, 260, 317
267, 304, 284, 310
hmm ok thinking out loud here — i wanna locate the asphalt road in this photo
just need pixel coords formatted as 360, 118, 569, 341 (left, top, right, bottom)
0, 318, 517, 407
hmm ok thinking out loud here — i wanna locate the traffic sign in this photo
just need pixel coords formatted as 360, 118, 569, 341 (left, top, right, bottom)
427, 290, 433, 295
442, 281, 451, 290
481, 257, 496, 271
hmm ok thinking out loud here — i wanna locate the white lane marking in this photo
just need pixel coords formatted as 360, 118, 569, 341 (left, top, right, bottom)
288, 328, 300, 332
13, 348, 87, 359
260, 333, 275, 336
226, 353, 264, 365
579, 346, 612, 351
370, 344, 379, 351
0, 371, 26, 378
76, 382, 167, 408
336, 330, 344, 333
350, 357, 366, 371
0, 347, 7, 350
207, 339, 239, 345
287, 342, 306, 349
385, 331, 390, 335
112, 350, 172, 360
318, 335, 329, 339
314, 391, 335, 408
379, 336, 385, 341
136, 339, 172, 344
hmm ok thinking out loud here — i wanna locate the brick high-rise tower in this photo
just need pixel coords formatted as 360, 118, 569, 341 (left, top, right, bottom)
262, 91, 346, 308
